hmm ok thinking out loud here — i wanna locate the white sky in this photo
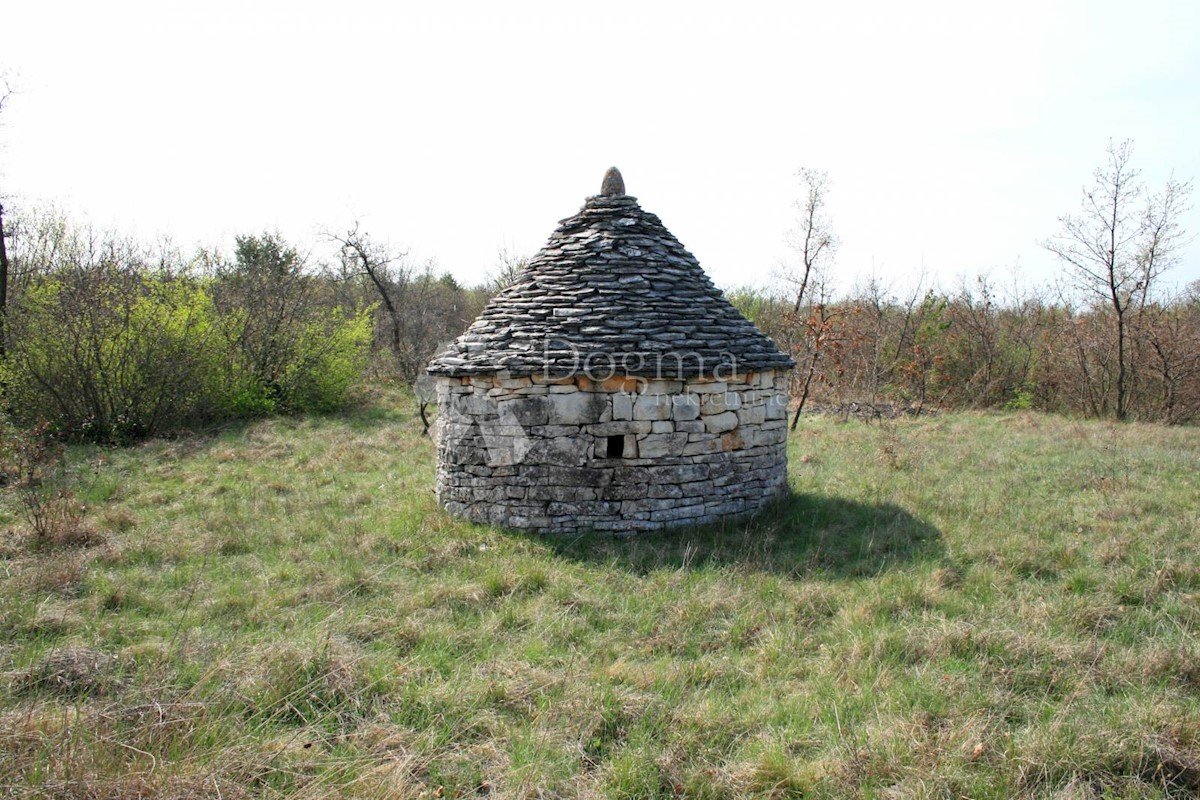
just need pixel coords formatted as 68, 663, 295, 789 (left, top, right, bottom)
3, 0, 1198, 296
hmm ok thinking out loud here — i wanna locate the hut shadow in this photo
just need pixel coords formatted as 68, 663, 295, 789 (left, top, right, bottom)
526, 490, 945, 579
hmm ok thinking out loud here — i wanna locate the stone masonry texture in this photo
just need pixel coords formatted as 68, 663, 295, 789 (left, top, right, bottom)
434, 371, 791, 533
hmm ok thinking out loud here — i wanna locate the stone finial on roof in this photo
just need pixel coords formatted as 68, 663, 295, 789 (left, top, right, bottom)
600, 166, 625, 196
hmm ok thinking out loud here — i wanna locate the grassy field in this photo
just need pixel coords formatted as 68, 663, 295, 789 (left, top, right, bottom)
1, 391, 1199, 799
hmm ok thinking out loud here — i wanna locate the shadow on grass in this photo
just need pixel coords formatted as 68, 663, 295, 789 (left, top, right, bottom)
525, 490, 945, 579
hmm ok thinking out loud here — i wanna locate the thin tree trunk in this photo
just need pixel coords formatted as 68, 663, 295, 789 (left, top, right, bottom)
1115, 309, 1127, 420
0, 202, 8, 360
789, 353, 819, 431
354, 249, 402, 358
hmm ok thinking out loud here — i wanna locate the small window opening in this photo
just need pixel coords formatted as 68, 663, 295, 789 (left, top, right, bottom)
605, 435, 624, 459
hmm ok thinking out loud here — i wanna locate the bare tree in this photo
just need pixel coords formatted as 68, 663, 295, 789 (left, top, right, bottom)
488, 245, 529, 293
781, 168, 840, 429
1140, 286, 1200, 424
0, 75, 16, 358
1042, 140, 1192, 420
0, 202, 9, 359
788, 276, 840, 431
327, 222, 410, 361
782, 167, 839, 313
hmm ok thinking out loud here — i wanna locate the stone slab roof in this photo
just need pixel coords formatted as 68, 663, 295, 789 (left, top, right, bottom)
427, 170, 795, 379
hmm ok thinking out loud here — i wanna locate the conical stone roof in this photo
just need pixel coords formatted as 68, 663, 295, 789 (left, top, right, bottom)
427, 168, 795, 379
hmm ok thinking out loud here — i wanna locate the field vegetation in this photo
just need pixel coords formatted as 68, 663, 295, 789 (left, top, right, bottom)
1, 391, 1198, 798
3, 135, 1198, 448
0, 136, 1197, 798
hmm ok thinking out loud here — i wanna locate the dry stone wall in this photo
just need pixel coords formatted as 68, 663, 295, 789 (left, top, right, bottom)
434, 370, 789, 533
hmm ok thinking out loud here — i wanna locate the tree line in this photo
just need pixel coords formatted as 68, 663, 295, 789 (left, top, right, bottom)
732, 273, 1200, 425
0, 207, 489, 442
0, 140, 1193, 444
756, 141, 1197, 425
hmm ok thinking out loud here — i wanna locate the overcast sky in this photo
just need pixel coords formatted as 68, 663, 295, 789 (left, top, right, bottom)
2, 0, 1198, 295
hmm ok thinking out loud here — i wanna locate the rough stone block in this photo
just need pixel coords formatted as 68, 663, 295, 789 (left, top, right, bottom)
619, 498, 666, 515
452, 393, 497, 418
633, 394, 673, 421
593, 519, 663, 532
672, 394, 701, 421
600, 376, 642, 393
622, 435, 639, 459
765, 392, 788, 420
655, 504, 707, 521
682, 439, 720, 456
703, 411, 739, 433
438, 421, 474, 440
548, 392, 606, 424
701, 392, 742, 414
642, 380, 684, 394
720, 431, 745, 451
651, 420, 674, 433
484, 424, 527, 438
526, 436, 587, 467
603, 480, 646, 500
637, 432, 688, 458
588, 421, 653, 437
738, 427, 757, 448
498, 397, 548, 426
526, 465, 613, 487
737, 405, 767, 426
528, 484, 599, 501
481, 437, 534, 467
755, 427, 787, 446
612, 392, 633, 421
705, 500, 747, 516
680, 480, 715, 497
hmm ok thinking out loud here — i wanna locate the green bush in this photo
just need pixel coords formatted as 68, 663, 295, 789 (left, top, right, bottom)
1004, 386, 1035, 411
2, 233, 374, 441
208, 307, 373, 417
3, 271, 222, 442
279, 310, 373, 413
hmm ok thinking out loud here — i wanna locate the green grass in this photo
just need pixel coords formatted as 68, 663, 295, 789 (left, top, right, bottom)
2, 391, 1199, 798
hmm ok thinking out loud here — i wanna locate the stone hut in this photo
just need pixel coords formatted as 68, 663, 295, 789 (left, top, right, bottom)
426, 168, 794, 533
